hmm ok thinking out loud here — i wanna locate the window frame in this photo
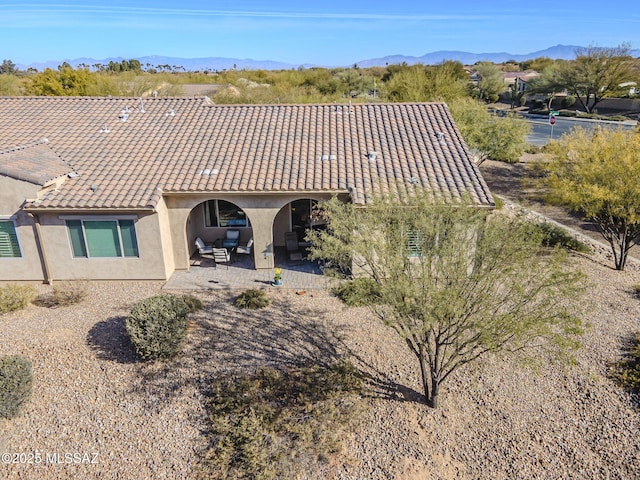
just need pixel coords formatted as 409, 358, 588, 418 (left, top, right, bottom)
62, 216, 139, 259
203, 200, 249, 228
0, 218, 22, 258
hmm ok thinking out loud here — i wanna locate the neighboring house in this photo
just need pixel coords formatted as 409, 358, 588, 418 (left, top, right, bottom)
502, 70, 541, 94
0, 97, 493, 282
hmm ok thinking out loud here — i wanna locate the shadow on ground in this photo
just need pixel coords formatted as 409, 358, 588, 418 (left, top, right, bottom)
86, 316, 138, 364
104, 291, 427, 409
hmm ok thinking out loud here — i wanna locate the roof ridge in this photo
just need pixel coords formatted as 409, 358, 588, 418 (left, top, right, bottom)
0, 137, 50, 155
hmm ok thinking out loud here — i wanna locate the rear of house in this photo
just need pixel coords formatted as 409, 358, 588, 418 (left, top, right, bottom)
0, 98, 493, 282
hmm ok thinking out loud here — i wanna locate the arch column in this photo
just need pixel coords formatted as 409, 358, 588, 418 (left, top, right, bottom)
241, 206, 278, 270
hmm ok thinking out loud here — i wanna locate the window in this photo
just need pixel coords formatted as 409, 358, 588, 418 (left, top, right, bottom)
0, 220, 21, 258
66, 219, 139, 258
204, 200, 248, 227
406, 230, 423, 257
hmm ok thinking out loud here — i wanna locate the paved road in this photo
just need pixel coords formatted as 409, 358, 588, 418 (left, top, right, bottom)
523, 114, 636, 146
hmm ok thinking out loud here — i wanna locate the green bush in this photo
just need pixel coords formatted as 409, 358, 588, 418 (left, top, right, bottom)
180, 294, 203, 313
0, 284, 37, 315
234, 289, 270, 309
535, 222, 591, 253
125, 294, 190, 361
0, 355, 33, 419
525, 144, 543, 154
561, 95, 576, 108
331, 278, 382, 307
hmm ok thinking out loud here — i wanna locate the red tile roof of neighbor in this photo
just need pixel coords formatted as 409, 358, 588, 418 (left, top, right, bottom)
0, 97, 493, 209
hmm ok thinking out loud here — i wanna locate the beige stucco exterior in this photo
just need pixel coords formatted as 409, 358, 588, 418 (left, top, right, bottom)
2, 180, 347, 282
165, 192, 343, 271
33, 210, 168, 281
0, 175, 45, 281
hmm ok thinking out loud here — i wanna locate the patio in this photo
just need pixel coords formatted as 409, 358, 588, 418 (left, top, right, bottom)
163, 248, 331, 291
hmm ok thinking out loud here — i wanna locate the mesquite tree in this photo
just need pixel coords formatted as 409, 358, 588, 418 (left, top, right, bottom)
543, 127, 640, 271
308, 193, 583, 408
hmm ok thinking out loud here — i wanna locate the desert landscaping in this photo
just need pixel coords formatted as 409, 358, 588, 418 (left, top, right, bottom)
1, 232, 639, 479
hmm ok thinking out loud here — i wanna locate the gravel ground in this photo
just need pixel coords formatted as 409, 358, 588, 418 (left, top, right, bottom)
1, 250, 639, 479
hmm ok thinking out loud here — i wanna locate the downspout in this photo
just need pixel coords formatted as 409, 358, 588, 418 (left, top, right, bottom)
27, 213, 53, 285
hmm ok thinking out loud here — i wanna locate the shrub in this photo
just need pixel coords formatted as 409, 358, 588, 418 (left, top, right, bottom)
0, 284, 36, 315
525, 144, 543, 154
35, 282, 86, 308
202, 361, 363, 479
0, 355, 33, 419
125, 294, 190, 361
181, 294, 203, 313
561, 95, 576, 108
331, 278, 382, 307
234, 289, 270, 309
535, 222, 591, 253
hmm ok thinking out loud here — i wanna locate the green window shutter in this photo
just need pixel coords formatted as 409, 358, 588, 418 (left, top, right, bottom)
407, 230, 422, 257
0, 221, 21, 258
66, 220, 87, 257
119, 220, 139, 257
84, 221, 121, 257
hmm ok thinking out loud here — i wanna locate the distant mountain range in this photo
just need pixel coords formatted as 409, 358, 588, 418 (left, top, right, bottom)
17, 45, 640, 72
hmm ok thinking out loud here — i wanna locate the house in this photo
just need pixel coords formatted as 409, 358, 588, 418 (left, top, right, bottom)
502, 70, 541, 94
0, 97, 493, 282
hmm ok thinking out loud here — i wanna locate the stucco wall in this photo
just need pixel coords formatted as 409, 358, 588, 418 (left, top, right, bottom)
166, 192, 342, 270
36, 210, 169, 281
0, 176, 46, 281
155, 198, 176, 279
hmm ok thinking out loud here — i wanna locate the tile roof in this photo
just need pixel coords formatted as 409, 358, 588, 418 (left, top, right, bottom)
0, 97, 493, 209
0, 140, 76, 186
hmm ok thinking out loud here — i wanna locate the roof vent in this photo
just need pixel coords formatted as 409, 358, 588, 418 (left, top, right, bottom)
410, 177, 419, 185
138, 98, 145, 113
152, 90, 158, 97
100, 124, 110, 133
199, 168, 219, 175
67, 171, 79, 178
367, 151, 378, 161
435, 132, 446, 142
166, 109, 176, 117
319, 155, 337, 161
90, 184, 98, 192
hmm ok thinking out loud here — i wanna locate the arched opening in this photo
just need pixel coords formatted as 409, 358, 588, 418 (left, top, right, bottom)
272, 198, 326, 267
186, 199, 254, 268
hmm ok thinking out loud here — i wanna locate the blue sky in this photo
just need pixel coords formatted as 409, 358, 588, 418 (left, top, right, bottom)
0, 1, 637, 66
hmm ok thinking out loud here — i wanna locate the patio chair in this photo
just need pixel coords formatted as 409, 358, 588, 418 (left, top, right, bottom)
285, 232, 303, 262
236, 238, 253, 256
195, 237, 214, 257
212, 248, 231, 269
222, 229, 240, 249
